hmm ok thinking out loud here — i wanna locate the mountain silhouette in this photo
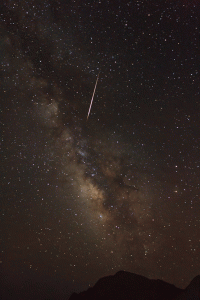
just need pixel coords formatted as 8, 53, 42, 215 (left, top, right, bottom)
175, 275, 200, 300
69, 271, 200, 300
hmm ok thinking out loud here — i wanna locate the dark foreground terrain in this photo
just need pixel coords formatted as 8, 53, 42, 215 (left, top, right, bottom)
69, 271, 200, 300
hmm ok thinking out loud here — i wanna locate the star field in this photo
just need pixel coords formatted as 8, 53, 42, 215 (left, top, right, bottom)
0, 1, 200, 299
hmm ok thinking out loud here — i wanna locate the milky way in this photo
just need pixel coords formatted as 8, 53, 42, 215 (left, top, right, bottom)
1, 1, 200, 299
34, 73, 157, 255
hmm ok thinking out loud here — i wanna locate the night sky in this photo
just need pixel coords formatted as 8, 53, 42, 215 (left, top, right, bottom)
1, 1, 200, 299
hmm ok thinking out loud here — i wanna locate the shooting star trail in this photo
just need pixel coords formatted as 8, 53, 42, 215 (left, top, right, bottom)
87, 72, 100, 121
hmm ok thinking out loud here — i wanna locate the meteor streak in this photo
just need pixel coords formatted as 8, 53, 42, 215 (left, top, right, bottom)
87, 72, 100, 121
